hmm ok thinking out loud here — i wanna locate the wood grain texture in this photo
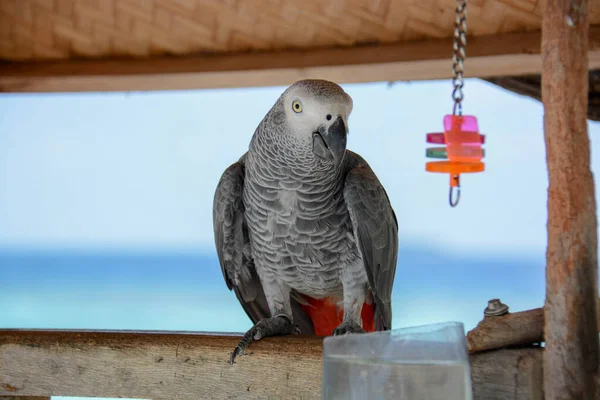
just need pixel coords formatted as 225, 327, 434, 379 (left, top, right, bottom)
0, 329, 323, 399
542, 0, 600, 398
467, 308, 544, 353
0, 329, 543, 400
1, 0, 599, 62
470, 348, 544, 400
2, 27, 600, 93
0, 397, 51, 400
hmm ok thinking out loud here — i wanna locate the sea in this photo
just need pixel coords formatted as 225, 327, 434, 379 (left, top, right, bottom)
1, 246, 545, 399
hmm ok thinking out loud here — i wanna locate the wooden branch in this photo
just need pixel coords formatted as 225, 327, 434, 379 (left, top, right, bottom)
542, 0, 600, 397
1, 27, 600, 93
0, 329, 542, 400
467, 308, 545, 353
468, 299, 600, 354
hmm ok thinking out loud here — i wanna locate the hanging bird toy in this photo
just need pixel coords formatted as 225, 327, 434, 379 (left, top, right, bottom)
425, 0, 485, 207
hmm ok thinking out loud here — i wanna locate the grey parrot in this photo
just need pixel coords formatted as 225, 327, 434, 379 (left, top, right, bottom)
213, 79, 398, 363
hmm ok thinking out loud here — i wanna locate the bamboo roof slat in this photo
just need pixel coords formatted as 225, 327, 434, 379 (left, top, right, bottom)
1, 0, 599, 62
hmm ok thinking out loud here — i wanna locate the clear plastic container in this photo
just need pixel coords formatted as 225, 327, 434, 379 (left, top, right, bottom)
322, 322, 473, 400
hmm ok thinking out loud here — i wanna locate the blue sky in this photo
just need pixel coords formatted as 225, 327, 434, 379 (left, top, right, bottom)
3, 78, 595, 257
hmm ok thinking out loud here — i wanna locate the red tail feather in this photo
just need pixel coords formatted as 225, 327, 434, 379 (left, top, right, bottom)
300, 296, 375, 336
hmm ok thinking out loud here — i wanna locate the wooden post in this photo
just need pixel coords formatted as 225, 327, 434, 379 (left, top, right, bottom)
542, 0, 600, 397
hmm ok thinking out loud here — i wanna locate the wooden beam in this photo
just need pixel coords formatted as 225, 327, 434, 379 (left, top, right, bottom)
0, 329, 542, 400
485, 70, 600, 122
1, 27, 600, 93
0, 398, 51, 400
542, 0, 600, 398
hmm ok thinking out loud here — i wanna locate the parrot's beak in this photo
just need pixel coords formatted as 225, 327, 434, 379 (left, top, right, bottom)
313, 116, 348, 166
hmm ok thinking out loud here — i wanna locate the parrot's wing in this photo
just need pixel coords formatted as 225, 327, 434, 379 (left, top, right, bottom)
343, 151, 399, 330
213, 155, 270, 323
213, 154, 315, 333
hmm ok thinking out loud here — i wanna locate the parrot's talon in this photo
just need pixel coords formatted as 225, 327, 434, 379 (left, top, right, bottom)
229, 315, 296, 364
230, 347, 242, 365
332, 321, 366, 336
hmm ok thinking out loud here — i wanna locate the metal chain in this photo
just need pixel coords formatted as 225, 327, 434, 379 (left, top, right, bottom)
452, 0, 468, 116
449, 0, 467, 207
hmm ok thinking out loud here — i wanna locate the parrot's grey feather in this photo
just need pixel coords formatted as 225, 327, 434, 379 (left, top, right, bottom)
214, 80, 397, 349
343, 151, 399, 330
213, 154, 315, 334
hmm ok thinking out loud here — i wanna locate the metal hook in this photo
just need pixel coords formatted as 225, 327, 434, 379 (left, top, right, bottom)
449, 183, 461, 207
449, 186, 460, 207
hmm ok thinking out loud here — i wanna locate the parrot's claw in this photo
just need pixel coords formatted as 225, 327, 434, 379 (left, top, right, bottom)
332, 321, 366, 336
230, 314, 299, 365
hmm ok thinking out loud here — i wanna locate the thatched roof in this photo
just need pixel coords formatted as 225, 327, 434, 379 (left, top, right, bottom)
0, 1, 599, 93
3, 0, 593, 62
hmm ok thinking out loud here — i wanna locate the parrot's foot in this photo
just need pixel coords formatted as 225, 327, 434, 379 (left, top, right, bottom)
230, 314, 300, 364
332, 320, 366, 336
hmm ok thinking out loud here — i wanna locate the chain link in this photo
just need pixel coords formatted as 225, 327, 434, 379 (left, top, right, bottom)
452, 0, 468, 116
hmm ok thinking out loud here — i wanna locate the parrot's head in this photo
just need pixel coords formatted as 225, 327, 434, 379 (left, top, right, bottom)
279, 79, 353, 167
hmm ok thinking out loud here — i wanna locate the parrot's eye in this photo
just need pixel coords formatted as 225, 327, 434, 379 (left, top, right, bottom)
292, 100, 303, 113
326, 114, 332, 121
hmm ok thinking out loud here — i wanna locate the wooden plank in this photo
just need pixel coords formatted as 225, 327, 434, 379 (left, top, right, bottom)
542, 0, 600, 398
0, 329, 320, 400
1, 27, 600, 93
0, 329, 542, 400
467, 307, 544, 353
470, 348, 544, 400
0, 397, 51, 400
